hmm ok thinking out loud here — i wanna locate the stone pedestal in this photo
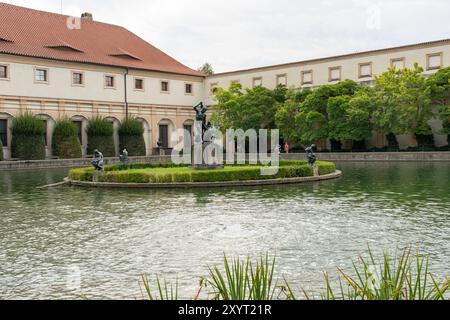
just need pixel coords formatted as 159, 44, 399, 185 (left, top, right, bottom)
191, 142, 223, 170
313, 165, 319, 177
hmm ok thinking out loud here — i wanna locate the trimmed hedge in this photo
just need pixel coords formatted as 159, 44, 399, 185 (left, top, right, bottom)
118, 118, 146, 156
11, 112, 46, 160
86, 116, 115, 157
52, 119, 82, 159
69, 160, 337, 184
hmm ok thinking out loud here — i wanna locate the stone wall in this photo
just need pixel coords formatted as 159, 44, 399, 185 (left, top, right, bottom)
0, 156, 172, 171
282, 152, 450, 162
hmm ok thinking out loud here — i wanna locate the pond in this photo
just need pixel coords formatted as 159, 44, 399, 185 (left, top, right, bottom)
0, 162, 449, 299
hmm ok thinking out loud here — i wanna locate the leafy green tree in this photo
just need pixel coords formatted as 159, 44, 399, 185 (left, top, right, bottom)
374, 63, 433, 136
427, 66, 450, 143
327, 87, 376, 143
198, 62, 214, 75
294, 80, 359, 145
275, 88, 311, 146
211, 83, 285, 131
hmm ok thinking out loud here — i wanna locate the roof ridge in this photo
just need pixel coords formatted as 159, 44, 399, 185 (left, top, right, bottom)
209, 38, 450, 77
0, 2, 126, 30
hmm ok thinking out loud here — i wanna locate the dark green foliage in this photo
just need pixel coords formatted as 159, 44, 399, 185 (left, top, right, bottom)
52, 119, 82, 159
11, 112, 46, 160
386, 133, 399, 150
86, 116, 115, 157
212, 83, 287, 131
118, 118, 146, 156
416, 126, 435, 149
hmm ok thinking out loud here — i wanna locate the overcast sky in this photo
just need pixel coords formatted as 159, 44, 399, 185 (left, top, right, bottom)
2, 0, 450, 72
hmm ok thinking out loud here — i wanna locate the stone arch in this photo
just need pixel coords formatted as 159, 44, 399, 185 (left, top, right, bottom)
0, 112, 14, 160
136, 117, 151, 156
70, 115, 88, 156
105, 116, 121, 156
36, 113, 56, 158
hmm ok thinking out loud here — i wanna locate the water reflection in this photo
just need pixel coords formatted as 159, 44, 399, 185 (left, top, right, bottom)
0, 162, 449, 299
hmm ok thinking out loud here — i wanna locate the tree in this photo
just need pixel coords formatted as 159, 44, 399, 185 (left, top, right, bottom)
427, 66, 450, 144
275, 88, 311, 146
327, 87, 376, 145
211, 83, 285, 131
294, 80, 359, 145
374, 64, 433, 137
197, 62, 214, 75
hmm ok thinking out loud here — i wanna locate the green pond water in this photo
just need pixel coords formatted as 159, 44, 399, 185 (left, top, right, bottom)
0, 162, 449, 299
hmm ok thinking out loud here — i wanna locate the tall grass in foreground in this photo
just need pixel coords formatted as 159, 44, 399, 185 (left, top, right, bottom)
206, 254, 279, 300
315, 248, 450, 300
140, 248, 449, 300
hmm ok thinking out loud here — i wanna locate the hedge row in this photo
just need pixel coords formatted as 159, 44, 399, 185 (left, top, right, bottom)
68, 161, 336, 184
52, 119, 82, 159
11, 112, 46, 160
118, 118, 146, 156
86, 116, 115, 157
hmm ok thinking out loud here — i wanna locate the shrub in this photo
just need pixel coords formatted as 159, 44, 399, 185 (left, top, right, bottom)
11, 112, 46, 160
118, 118, 146, 156
52, 119, 82, 159
86, 116, 115, 157
68, 160, 336, 183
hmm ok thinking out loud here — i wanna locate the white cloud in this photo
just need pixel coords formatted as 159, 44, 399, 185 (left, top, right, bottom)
2, 0, 449, 72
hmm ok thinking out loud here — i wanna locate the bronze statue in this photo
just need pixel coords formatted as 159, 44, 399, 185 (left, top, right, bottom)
193, 102, 209, 142
305, 144, 317, 166
119, 148, 129, 164
92, 149, 104, 171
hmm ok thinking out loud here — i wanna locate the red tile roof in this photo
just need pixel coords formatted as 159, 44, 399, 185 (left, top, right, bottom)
0, 3, 204, 77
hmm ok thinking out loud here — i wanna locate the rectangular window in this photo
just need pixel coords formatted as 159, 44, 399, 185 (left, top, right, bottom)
72, 72, 84, 85
253, 77, 263, 87
276, 74, 287, 86
359, 63, 372, 78
134, 78, 144, 90
391, 58, 405, 69
0, 65, 8, 79
301, 70, 313, 85
0, 119, 8, 147
72, 121, 83, 145
159, 125, 169, 148
427, 53, 443, 70
105, 75, 115, 88
35, 68, 48, 82
329, 66, 341, 82
161, 81, 169, 92
185, 83, 193, 94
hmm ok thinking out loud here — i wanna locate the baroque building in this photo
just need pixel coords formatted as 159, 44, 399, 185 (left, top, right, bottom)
1, 3, 449, 159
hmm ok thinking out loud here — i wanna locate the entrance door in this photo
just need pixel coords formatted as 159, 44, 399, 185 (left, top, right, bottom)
159, 125, 169, 148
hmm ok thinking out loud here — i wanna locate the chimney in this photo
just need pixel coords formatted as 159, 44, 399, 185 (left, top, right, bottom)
81, 12, 93, 21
